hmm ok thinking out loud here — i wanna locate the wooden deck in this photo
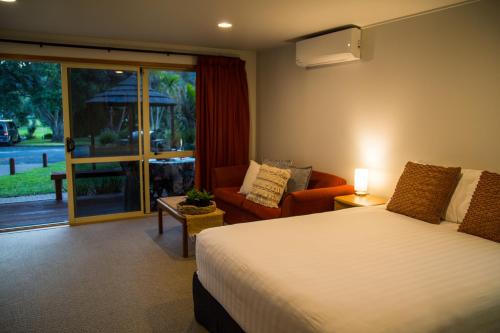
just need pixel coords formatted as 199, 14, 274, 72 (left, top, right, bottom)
0, 199, 68, 229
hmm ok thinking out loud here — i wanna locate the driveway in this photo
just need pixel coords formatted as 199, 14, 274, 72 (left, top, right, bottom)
0, 146, 65, 176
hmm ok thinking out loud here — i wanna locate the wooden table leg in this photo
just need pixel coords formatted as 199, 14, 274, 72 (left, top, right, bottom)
182, 222, 188, 258
55, 179, 62, 201
158, 207, 163, 234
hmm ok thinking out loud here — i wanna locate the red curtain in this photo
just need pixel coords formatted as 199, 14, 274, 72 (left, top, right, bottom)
195, 55, 250, 191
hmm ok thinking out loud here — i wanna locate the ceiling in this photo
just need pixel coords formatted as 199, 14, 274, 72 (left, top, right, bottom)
0, 0, 468, 50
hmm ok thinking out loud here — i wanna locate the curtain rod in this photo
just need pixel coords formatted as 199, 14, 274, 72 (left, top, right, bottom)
0, 38, 210, 58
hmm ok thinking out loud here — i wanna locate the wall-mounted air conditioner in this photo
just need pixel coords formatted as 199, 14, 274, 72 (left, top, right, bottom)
296, 27, 361, 68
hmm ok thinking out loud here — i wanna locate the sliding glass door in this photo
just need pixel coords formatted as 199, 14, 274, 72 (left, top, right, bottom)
61, 64, 143, 224
61, 64, 195, 224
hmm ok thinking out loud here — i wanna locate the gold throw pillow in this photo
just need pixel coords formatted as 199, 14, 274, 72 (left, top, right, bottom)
458, 171, 500, 242
387, 162, 461, 224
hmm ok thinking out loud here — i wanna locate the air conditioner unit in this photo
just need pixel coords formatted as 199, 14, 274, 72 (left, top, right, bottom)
296, 27, 361, 68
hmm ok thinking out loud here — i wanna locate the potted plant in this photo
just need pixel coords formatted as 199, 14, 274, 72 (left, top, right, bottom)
177, 188, 216, 214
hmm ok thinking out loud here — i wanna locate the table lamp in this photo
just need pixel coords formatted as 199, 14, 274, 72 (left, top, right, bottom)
354, 168, 368, 196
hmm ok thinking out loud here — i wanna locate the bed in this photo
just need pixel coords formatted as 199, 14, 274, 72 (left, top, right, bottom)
194, 206, 500, 333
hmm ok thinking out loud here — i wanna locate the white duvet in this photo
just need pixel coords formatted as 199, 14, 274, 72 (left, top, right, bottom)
196, 207, 500, 333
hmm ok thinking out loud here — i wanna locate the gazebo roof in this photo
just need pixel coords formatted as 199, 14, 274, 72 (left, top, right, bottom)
86, 73, 176, 106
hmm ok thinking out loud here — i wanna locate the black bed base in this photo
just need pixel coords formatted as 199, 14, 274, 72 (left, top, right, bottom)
193, 272, 245, 333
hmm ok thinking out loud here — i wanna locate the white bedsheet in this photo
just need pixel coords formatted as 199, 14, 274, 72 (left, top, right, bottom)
196, 207, 500, 333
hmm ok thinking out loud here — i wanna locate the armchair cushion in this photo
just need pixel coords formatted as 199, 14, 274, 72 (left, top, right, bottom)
213, 187, 246, 207
286, 166, 313, 193
246, 164, 291, 208
242, 199, 282, 220
239, 160, 261, 194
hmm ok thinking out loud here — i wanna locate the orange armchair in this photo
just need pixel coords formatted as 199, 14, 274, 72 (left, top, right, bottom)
212, 165, 354, 224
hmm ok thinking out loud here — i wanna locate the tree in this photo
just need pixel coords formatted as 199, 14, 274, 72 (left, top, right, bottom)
24, 62, 64, 141
148, 70, 196, 147
0, 60, 63, 141
0, 60, 31, 124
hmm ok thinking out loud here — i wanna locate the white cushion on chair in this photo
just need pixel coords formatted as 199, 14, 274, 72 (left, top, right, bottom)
239, 160, 261, 194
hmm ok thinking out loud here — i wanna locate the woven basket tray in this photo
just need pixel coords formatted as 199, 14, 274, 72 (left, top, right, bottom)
177, 201, 216, 215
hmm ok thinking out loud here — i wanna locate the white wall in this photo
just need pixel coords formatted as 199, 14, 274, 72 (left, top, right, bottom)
0, 31, 257, 159
257, 0, 500, 197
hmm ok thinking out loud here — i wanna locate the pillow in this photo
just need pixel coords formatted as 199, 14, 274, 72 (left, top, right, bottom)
444, 169, 482, 223
246, 164, 291, 208
458, 171, 500, 242
239, 160, 261, 194
286, 166, 313, 193
262, 158, 293, 169
386, 162, 461, 224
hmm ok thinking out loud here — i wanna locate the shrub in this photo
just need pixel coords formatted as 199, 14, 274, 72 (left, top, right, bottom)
98, 129, 119, 145
43, 133, 53, 140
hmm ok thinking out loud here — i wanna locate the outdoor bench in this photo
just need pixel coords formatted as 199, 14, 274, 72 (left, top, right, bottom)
50, 170, 126, 201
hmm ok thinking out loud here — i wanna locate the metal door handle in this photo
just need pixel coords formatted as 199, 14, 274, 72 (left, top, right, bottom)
66, 137, 76, 153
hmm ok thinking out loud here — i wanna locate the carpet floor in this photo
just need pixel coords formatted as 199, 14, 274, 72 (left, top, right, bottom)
0, 215, 208, 333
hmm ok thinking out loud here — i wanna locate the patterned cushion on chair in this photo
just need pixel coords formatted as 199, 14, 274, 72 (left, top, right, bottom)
246, 164, 291, 208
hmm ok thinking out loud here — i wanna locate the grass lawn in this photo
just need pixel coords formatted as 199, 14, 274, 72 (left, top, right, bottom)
0, 161, 66, 198
17, 138, 64, 146
17, 125, 63, 146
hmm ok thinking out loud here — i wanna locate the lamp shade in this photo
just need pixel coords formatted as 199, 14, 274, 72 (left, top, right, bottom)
354, 168, 369, 195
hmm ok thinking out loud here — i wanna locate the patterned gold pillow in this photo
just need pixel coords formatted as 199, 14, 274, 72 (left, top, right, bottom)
458, 171, 500, 242
246, 164, 291, 208
387, 162, 461, 224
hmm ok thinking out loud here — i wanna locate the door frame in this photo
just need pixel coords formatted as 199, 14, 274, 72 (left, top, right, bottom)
141, 68, 195, 214
61, 62, 145, 225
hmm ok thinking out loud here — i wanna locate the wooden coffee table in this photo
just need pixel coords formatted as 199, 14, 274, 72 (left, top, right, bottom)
157, 196, 224, 257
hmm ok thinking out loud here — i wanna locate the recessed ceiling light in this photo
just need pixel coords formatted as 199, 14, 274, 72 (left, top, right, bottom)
115, 70, 124, 74
218, 22, 232, 29
1, 0, 17, 3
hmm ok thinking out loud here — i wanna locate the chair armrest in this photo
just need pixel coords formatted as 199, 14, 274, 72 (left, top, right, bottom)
212, 164, 249, 189
281, 185, 354, 217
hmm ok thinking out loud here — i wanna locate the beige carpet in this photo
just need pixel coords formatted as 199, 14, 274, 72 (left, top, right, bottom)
0, 216, 208, 333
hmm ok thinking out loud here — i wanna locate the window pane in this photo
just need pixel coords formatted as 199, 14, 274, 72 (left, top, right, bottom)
68, 69, 139, 157
148, 70, 196, 153
149, 157, 195, 211
73, 161, 141, 217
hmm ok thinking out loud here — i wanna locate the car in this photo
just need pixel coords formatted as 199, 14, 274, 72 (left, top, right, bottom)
0, 120, 21, 145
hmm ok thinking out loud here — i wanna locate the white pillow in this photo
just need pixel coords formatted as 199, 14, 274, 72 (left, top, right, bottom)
239, 160, 261, 194
444, 169, 482, 223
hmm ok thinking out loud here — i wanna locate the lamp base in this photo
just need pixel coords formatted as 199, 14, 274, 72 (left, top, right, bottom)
355, 191, 368, 196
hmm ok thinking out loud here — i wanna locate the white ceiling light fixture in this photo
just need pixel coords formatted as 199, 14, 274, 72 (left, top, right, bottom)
1, 0, 17, 3
217, 22, 232, 29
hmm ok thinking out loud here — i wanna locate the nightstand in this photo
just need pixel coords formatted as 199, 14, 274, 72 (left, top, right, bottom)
334, 194, 387, 210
